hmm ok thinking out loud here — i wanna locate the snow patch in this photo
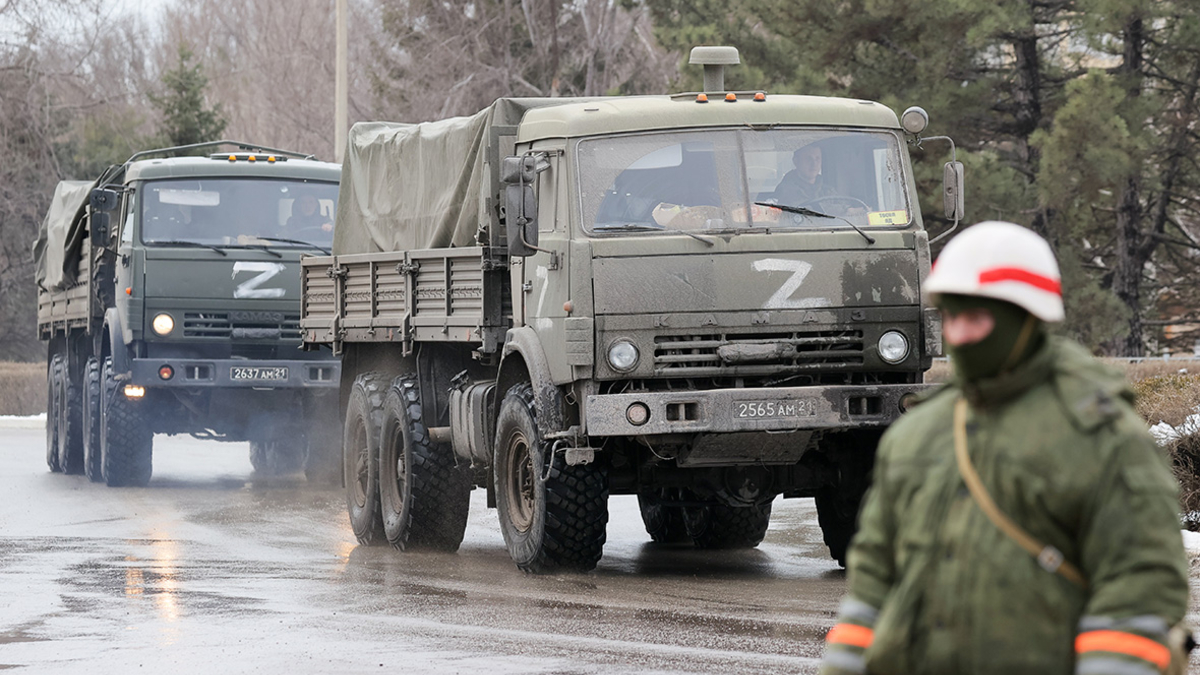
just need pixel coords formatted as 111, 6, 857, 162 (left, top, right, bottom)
1149, 411, 1200, 445
1183, 529, 1200, 556
0, 413, 46, 429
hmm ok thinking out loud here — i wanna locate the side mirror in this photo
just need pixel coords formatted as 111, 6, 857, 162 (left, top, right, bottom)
90, 188, 119, 212
505, 184, 538, 256
943, 161, 964, 221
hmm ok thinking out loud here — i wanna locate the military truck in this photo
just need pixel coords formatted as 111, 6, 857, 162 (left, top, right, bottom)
302, 48, 961, 571
36, 141, 343, 487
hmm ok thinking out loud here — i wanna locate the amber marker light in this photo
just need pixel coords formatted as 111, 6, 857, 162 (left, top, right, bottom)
563, 300, 574, 313
725, 92, 737, 102
125, 287, 132, 295
123, 385, 146, 399
248, 155, 257, 162
228, 154, 237, 161
754, 92, 766, 102
267, 156, 276, 163
696, 93, 709, 103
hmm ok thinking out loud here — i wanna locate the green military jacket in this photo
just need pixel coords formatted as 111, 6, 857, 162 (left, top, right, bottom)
821, 337, 1189, 675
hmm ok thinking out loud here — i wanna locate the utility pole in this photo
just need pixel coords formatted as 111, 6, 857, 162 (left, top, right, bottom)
335, 0, 348, 163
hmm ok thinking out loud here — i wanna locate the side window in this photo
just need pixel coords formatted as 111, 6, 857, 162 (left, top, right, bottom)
121, 190, 136, 244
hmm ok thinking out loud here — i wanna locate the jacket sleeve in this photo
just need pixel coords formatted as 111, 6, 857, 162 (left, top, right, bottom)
1074, 424, 1189, 675
818, 437, 898, 675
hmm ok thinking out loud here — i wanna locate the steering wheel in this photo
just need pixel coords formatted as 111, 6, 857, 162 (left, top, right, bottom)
800, 195, 873, 215
288, 224, 333, 239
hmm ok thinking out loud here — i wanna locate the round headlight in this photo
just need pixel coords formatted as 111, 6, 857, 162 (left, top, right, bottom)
607, 340, 640, 372
152, 313, 175, 336
878, 331, 910, 364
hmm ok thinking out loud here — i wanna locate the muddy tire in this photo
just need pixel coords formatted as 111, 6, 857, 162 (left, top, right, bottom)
637, 490, 689, 544
56, 354, 85, 475
82, 357, 103, 482
249, 435, 307, 476
494, 383, 608, 573
816, 488, 864, 567
343, 372, 389, 545
379, 375, 471, 551
46, 355, 63, 473
683, 501, 772, 549
100, 357, 153, 487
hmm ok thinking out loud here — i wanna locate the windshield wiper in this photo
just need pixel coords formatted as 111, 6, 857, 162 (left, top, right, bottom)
145, 239, 228, 256
594, 223, 715, 247
755, 202, 876, 245
232, 243, 283, 258
253, 236, 331, 255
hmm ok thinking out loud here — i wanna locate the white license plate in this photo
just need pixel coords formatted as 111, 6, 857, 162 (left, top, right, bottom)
734, 399, 816, 419
230, 366, 288, 382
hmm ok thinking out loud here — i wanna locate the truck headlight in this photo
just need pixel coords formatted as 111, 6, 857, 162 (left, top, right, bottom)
152, 313, 175, 336
607, 340, 640, 372
878, 331, 909, 364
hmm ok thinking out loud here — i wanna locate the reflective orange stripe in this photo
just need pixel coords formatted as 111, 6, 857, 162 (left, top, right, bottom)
826, 623, 874, 649
1075, 630, 1171, 670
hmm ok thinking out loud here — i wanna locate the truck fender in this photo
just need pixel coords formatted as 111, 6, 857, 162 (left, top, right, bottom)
104, 308, 131, 376
496, 326, 565, 436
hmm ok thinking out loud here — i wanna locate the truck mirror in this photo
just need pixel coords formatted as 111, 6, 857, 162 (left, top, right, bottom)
90, 188, 119, 213
943, 161, 964, 221
501, 156, 537, 185
505, 184, 538, 256
90, 212, 110, 242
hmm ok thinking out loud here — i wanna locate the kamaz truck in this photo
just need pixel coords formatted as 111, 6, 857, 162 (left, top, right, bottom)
36, 141, 343, 487
302, 48, 961, 571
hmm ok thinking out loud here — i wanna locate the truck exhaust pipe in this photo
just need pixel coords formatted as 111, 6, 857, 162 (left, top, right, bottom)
689, 46, 740, 94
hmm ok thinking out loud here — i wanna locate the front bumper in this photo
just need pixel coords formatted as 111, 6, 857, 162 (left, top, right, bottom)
585, 383, 935, 437
130, 358, 339, 389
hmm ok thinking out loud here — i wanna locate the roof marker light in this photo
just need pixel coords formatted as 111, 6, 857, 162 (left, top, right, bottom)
228, 154, 237, 161
754, 92, 766, 102
248, 155, 257, 162
268, 156, 276, 163
696, 93, 709, 103
725, 92, 737, 102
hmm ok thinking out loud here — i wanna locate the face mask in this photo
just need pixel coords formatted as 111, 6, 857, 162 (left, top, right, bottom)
938, 295, 1042, 382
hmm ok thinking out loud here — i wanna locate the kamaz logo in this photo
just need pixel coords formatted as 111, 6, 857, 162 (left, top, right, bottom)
229, 310, 284, 323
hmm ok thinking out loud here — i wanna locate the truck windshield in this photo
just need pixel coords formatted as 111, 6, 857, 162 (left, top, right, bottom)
577, 128, 910, 234
140, 178, 339, 249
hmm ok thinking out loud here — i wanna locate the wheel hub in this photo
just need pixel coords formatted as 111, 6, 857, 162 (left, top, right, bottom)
505, 431, 536, 533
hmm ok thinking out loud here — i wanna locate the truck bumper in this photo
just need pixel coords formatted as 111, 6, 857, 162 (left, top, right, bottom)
585, 383, 936, 437
130, 358, 339, 389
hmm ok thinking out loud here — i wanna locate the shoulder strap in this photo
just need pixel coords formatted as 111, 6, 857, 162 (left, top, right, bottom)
953, 397, 1088, 589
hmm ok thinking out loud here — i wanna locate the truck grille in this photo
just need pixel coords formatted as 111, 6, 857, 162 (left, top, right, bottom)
654, 330, 864, 376
182, 311, 301, 340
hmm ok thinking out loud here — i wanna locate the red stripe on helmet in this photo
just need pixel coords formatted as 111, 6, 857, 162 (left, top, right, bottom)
977, 267, 1061, 296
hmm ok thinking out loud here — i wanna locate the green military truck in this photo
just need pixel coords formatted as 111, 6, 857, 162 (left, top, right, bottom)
302, 48, 961, 571
36, 141, 343, 487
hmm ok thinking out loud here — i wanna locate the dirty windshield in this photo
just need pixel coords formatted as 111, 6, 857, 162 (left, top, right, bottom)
140, 178, 339, 249
578, 128, 910, 234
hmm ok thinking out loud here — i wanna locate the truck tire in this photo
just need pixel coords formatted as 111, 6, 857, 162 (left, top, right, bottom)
46, 355, 63, 473
816, 488, 864, 567
494, 383, 608, 573
82, 357, 103, 482
100, 357, 153, 487
249, 435, 307, 476
56, 354, 85, 475
683, 501, 772, 549
378, 375, 471, 551
343, 372, 388, 545
637, 489, 689, 544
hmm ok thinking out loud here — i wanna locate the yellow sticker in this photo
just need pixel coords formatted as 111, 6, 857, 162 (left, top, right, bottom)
868, 210, 908, 226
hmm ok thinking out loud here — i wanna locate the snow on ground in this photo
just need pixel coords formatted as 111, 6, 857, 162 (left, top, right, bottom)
0, 413, 45, 429
1184, 530, 1200, 556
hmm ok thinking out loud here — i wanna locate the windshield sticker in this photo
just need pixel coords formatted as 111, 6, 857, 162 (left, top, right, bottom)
868, 210, 907, 226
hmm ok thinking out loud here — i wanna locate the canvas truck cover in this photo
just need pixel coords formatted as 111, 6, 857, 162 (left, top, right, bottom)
333, 98, 593, 255
33, 180, 94, 291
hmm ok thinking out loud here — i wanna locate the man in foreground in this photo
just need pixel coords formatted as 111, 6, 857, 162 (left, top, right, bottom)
819, 221, 1189, 675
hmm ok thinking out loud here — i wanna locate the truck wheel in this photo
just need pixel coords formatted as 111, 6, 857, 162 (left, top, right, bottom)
82, 357, 103, 482
494, 383, 608, 573
816, 488, 863, 567
343, 372, 388, 545
56, 355, 85, 475
683, 501, 772, 549
46, 355, 63, 473
100, 357, 153, 487
249, 436, 307, 476
378, 375, 471, 551
637, 489, 689, 544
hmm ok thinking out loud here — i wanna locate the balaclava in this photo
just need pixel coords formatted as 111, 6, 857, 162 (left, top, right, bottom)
937, 294, 1044, 383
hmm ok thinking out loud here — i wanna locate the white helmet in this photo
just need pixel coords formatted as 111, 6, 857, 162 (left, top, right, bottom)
925, 221, 1064, 322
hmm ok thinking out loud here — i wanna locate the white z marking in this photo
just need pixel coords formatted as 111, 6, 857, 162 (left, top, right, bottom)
232, 261, 287, 299
752, 259, 831, 309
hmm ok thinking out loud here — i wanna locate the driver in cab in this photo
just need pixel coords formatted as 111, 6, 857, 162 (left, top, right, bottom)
774, 144, 835, 205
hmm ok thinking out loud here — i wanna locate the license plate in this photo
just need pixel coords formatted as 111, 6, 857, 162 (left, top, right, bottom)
230, 366, 288, 382
734, 398, 816, 419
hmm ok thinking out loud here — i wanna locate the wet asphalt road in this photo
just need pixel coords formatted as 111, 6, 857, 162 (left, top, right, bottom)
0, 426, 845, 674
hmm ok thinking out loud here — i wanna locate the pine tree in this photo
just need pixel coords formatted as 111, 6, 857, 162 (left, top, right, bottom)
150, 46, 227, 148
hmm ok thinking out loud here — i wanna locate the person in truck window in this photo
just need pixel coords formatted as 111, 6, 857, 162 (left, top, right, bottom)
285, 193, 332, 235
772, 143, 836, 205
